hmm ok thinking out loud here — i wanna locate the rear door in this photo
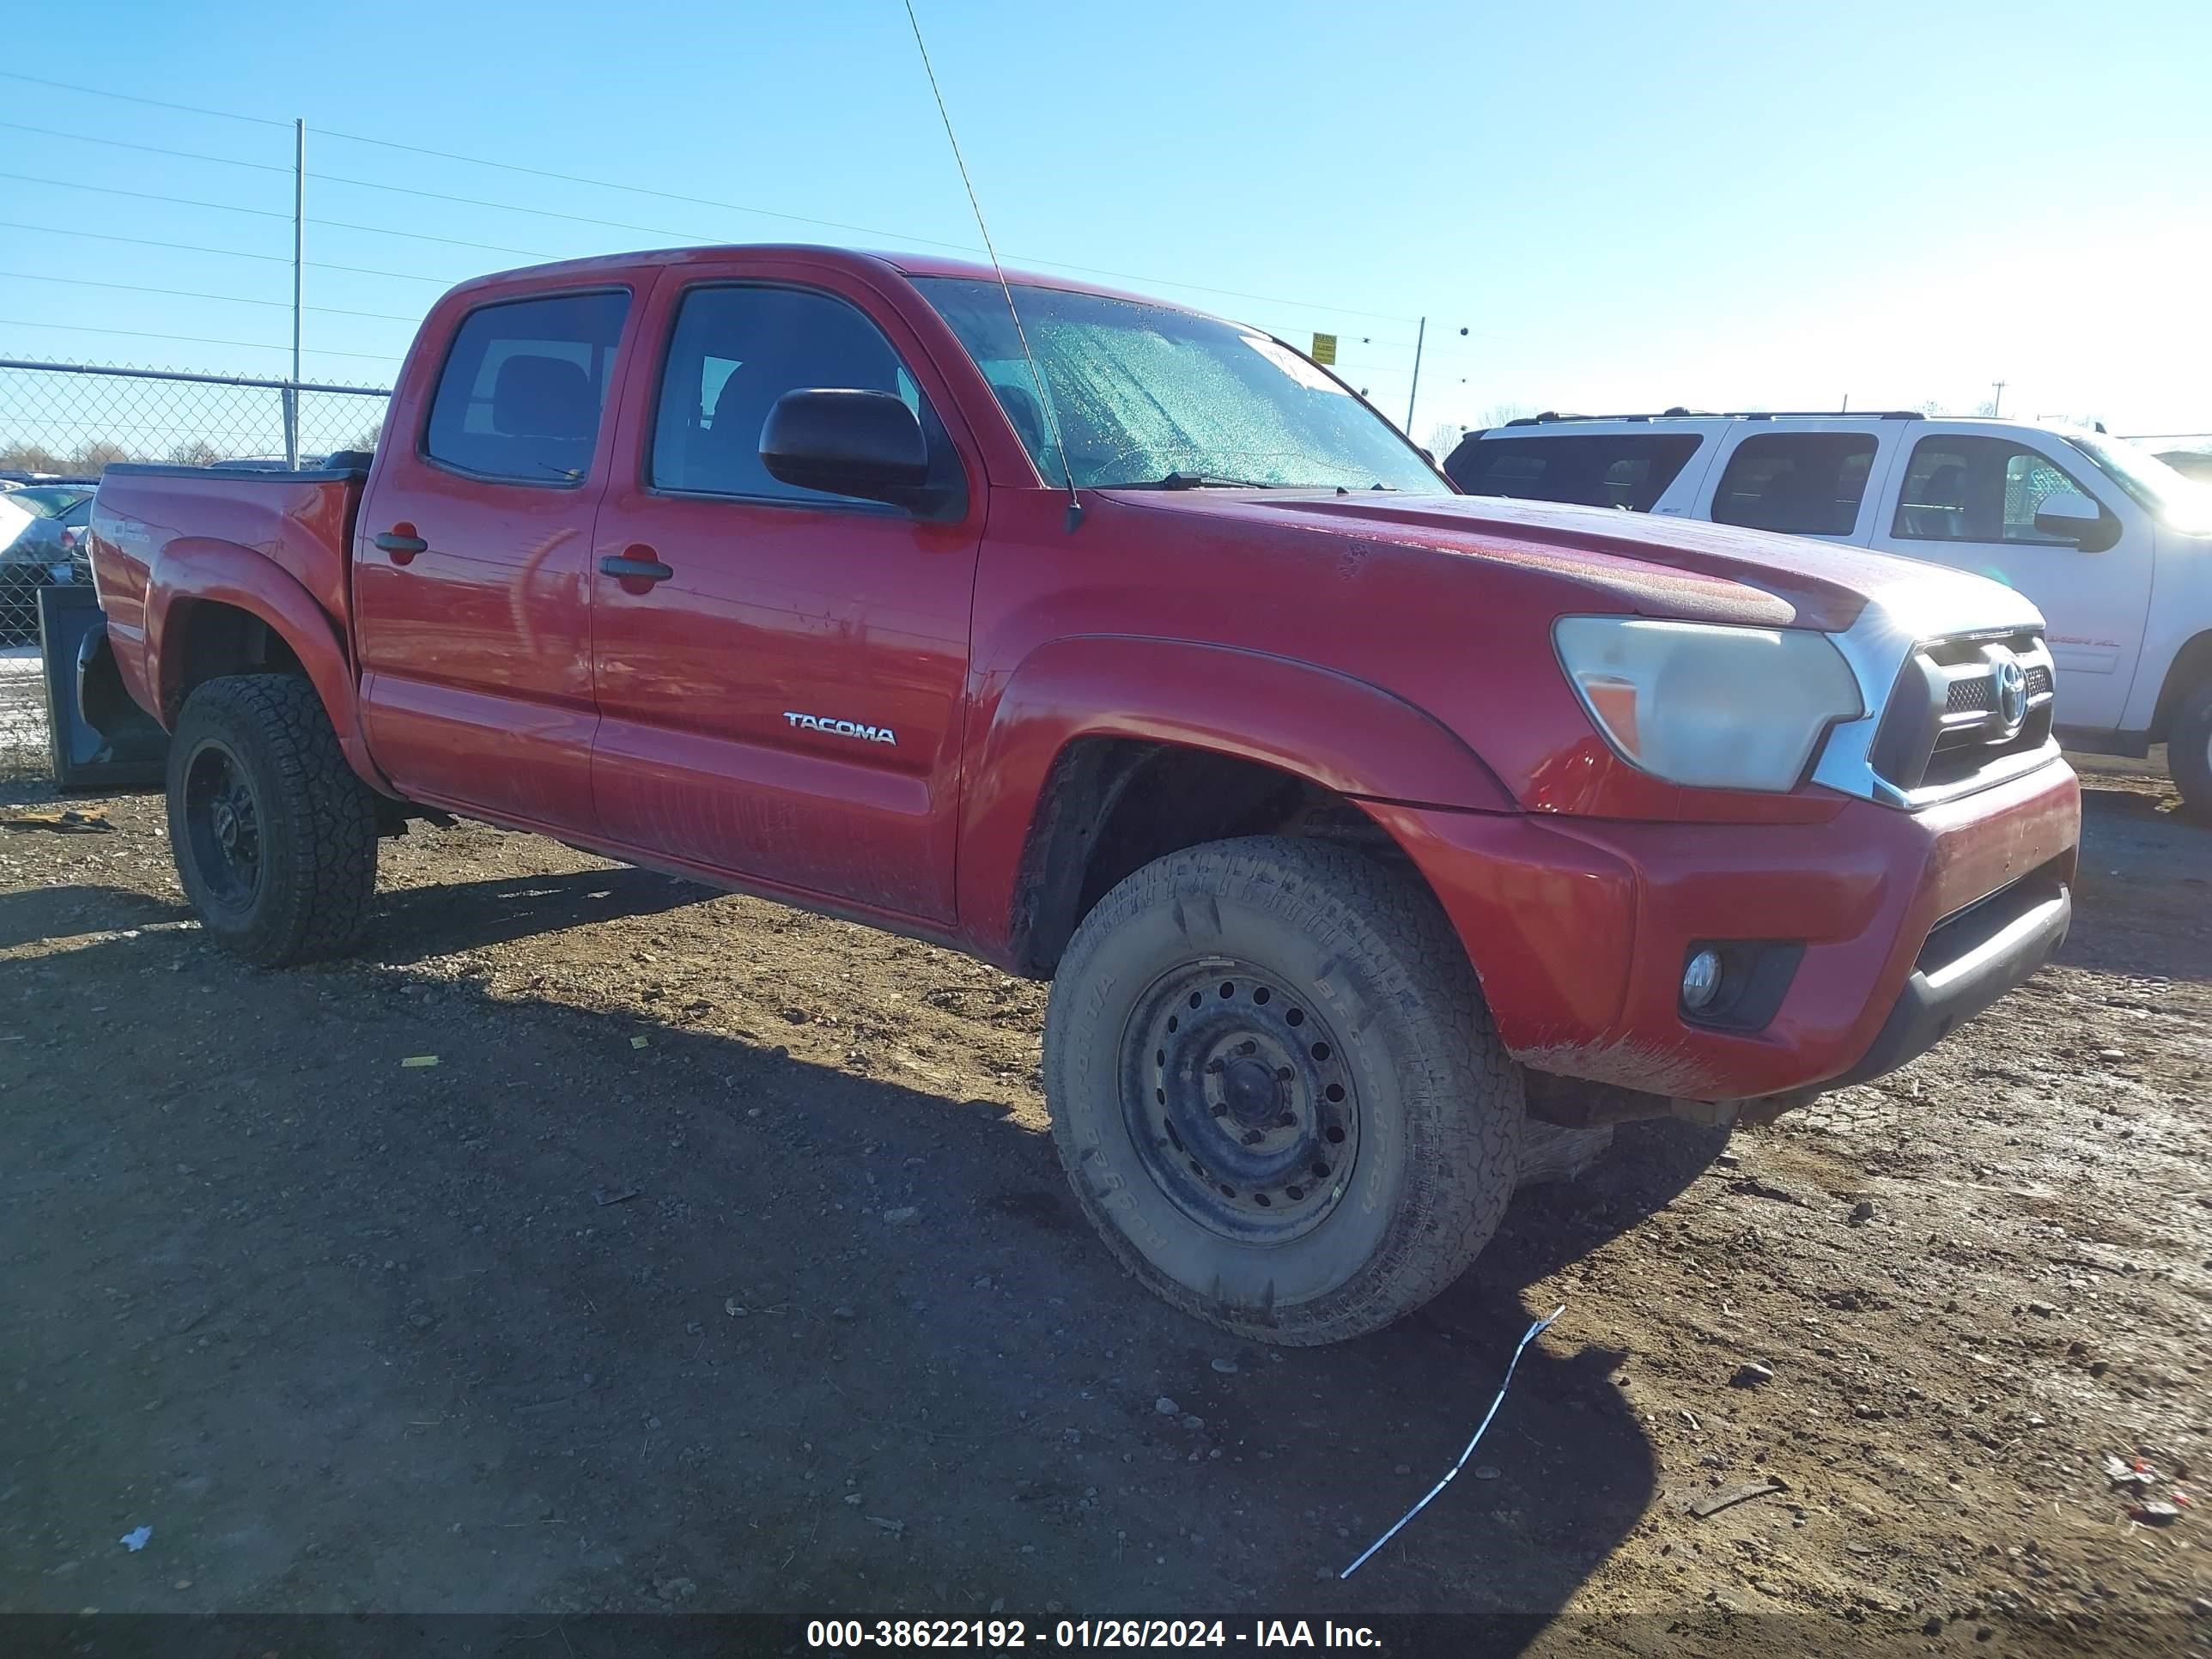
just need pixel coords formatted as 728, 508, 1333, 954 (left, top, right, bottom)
586, 259, 985, 924
1869, 427, 2150, 730
355, 282, 646, 831
1692, 423, 1895, 544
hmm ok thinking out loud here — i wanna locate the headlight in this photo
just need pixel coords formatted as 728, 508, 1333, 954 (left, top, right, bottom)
1553, 616, 1864, 793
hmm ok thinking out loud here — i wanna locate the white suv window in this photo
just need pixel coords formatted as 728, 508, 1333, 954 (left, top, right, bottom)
1446, 433, 1703, 511
1710, 433, 1877, 537
1893, 434, 2102, 544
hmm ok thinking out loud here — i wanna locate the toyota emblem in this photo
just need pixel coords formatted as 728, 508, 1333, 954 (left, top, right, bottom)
1990, 649, 2028, 734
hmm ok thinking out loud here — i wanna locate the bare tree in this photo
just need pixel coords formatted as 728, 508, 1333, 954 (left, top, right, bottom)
1472, 402, 1536, 428
0, 442, 62, 473
167, 440, 220, 468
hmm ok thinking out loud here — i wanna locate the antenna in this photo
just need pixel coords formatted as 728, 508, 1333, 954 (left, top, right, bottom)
902, 0, 1084, 532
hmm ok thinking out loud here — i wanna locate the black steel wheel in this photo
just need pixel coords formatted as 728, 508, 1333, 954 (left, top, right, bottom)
166, 674, 379, 966
1124, 961, 1362, 1246
1045, 836, 1522, 1346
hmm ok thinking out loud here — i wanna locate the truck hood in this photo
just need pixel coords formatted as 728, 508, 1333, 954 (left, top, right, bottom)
1107, 489, 2045, 640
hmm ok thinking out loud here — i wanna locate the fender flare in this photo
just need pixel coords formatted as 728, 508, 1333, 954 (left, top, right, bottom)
957, 634, 1512, 958
146, 536, 386, 790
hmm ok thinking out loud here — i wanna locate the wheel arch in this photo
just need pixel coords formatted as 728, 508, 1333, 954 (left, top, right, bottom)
961, 636, 1512, 974
2149, 628, 2212, 743
146, 538, 383, 790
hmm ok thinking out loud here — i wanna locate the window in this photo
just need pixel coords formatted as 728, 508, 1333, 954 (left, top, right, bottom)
1445, 434, 1702, 512
1893, 434, 2109, 544
650, 285, 934, 504
915, 277, 1443, 493
423, 290, 629, 484
1710, 433, 1876, 537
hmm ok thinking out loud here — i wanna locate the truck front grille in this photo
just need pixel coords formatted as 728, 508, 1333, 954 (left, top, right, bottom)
1868, 629, 2057, 804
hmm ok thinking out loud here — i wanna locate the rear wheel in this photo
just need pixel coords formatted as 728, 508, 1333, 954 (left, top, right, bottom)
2171, 678, 2212, 827
1043, 836, 1522, 1346
166, 674, 379, 966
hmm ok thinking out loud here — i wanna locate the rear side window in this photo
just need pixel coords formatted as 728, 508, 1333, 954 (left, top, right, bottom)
1893, 434, 2106, 544
424, 290, 630, 484
1447, 434, 1702, 512
1710, 433, 1876, 536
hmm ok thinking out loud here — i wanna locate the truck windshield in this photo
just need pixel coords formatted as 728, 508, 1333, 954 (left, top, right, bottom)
914, 277, 1446, 495
2063, 434, 2212, 536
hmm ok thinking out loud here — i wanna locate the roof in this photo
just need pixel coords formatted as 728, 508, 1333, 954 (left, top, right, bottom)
445, 243, 1208, 317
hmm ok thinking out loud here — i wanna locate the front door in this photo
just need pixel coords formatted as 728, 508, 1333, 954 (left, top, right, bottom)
356, 283, 642, 831
586, 269, 984, 924
1869, 428, 2152, 732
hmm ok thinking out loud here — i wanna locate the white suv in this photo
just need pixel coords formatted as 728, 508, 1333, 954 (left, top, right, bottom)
1443, 412, 2212, 820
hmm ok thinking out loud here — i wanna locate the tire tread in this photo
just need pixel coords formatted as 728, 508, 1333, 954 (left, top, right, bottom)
1045, 835, 1522, 1346
166, 674, 378, 966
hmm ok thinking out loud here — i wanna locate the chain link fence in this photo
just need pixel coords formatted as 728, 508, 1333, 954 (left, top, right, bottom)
1, 358, 389, 772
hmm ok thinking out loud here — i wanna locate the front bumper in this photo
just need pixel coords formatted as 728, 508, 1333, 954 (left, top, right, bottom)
1364, 758, 2081, 1101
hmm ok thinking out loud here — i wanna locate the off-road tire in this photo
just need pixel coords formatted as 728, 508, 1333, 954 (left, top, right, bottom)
167, 674, 379, 966
1043, 836, 1522, 1346
2171, 679, 2212, 827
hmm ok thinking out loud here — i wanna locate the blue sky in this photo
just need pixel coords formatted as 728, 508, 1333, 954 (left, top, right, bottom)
5, 0, 2209, 443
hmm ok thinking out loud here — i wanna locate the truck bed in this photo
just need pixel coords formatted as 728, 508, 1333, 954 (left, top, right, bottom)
88, 463, 368, 711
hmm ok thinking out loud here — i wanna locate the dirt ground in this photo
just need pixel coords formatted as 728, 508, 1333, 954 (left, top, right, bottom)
3, 750, 2208, 1655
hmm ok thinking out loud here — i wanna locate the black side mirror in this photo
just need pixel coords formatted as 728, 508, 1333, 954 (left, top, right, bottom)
761, 389, 957, 516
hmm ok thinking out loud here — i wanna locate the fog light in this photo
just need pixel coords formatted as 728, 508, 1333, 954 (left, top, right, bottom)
1681, 948, 1724, 1012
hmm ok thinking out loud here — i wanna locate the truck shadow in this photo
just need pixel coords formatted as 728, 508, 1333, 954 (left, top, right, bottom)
0, 882, 191, 950
1, 895, 1702, 1642
366, 865, 714, 963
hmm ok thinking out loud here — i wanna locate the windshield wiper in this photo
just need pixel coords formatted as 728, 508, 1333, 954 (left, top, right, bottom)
1130, 471, 1277, 490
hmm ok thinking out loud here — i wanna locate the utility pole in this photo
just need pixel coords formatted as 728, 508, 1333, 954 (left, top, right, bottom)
1990, 380, 2006, 418
1405, 316, 1425, 433
286, 118, 304, 468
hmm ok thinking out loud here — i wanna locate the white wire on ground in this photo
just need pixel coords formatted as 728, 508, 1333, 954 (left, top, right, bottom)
1339, 1303, 1568, 1580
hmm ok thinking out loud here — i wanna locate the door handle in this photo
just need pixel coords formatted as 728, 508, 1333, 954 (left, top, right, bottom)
374, 530, 428, 563
600, 554, 675, 585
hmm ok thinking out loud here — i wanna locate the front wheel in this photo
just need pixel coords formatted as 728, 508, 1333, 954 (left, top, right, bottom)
166, 674, 380, 966
1043, 836, 1522, 1346
2170, 679, 2212, 827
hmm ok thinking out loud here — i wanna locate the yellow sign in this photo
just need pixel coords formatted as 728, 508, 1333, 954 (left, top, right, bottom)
1310, 332, 1338, 366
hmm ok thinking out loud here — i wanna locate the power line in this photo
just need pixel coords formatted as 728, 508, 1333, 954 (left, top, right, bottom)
0, 318, 400, 362
0, 221, 289, 265
0, 70, 288, 128
319, 128, 983, 256
2, 73, 1419, 325
1, 174, 561, 260
0, 119, 289, 175
0, 270, 418, 322
0, 222, 462, 285
1, 171, 290, 221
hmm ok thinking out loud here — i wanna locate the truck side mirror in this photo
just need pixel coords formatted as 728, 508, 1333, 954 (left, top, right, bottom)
761, 389, 941, 512
2032, 489, 2116, 551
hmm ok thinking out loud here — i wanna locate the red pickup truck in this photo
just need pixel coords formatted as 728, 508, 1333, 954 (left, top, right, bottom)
85, 244, 2080, 1344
